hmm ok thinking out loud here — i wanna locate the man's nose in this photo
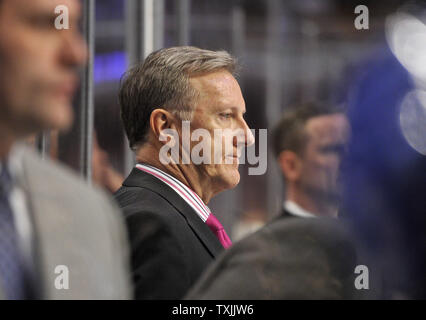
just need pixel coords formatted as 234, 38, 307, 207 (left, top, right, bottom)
60, 30, 88, 67
245, 125, 255, 147
236, 120, 255, 147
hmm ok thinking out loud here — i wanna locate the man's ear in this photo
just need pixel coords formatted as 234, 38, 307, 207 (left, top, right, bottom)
278, 150, 302, 182
150, 109, 177, 143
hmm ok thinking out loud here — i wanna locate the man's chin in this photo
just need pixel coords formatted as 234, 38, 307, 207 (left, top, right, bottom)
221, 167, 241, 189
42, 103, 74, 131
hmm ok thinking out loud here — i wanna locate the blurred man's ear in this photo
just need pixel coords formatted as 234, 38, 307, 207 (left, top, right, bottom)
278, 150, 302, 182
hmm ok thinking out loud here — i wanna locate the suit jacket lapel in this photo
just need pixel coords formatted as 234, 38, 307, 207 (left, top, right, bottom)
19, 149, 96, 299
19, 151, 78, 299
11, 148, 46, 298
123, 168, 224, 258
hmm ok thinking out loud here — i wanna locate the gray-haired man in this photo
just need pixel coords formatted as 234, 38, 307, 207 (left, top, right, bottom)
115, 46, 254, 299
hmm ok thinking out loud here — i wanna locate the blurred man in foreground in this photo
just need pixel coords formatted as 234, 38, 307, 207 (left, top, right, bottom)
186, 217, 360, 299
272, 103, 350, 219
0, 0, 130, 299
115, 46, 254, 299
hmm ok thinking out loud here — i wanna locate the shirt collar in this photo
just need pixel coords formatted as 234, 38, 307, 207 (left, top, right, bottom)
284, 200, 316, 218
135, 163, 211, 222
2, 143, 26, 183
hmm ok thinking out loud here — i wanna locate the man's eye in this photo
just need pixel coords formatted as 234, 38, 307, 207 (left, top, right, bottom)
30, 16, 56, 29
321, 145, 345, 155
219, 113, 232, 119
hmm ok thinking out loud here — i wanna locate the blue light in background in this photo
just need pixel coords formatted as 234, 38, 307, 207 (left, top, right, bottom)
94, 51, 127, 84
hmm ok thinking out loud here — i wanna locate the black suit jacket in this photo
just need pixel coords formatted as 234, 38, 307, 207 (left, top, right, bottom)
186, 218, 362, 299
114, 168, 224, 299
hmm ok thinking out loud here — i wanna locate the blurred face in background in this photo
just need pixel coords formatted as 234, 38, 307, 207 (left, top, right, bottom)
0, 0, 86, 137
297, 113, 350, 203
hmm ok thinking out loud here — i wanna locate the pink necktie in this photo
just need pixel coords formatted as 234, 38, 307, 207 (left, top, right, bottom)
206, 214, 232, 249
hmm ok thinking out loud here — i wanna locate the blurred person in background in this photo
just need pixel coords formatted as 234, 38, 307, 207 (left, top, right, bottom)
271, 103, 350, 219
25, 130, 124, 194
92, 132, 124, 193
0, 0, 130, 299
52, 128, 124, 194
115, 46, 254, 299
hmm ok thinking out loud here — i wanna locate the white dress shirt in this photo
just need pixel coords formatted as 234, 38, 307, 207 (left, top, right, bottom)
284, 200, 317, 218
135, 163, 211, 222
1, 144, 35, 275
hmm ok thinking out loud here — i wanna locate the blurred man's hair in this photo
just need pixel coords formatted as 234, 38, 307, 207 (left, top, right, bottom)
272, 102, 343, 158
119, 46, 237, 151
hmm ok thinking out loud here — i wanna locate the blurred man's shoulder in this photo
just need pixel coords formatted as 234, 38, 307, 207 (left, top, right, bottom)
20, 145, 108, 201
16, 144, 124, 229
12, 145, 131, 299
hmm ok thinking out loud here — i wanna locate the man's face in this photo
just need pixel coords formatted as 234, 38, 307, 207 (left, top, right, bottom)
298, 113, 350, 201
0, 0, 86, 136
187, 70, 254, 193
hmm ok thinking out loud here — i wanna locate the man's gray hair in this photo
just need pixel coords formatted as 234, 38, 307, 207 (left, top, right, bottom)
119, 46, 237, 150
